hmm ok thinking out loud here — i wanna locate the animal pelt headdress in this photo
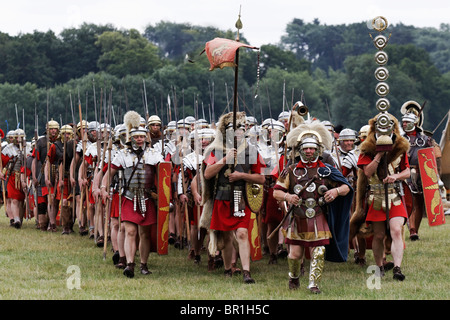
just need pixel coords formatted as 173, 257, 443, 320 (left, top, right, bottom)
199, 111, 246, 255
285, 120, 333, 159
349, 113, 409, 240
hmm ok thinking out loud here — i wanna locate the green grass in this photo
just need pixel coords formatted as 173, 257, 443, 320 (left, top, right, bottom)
0, 206, 449, 300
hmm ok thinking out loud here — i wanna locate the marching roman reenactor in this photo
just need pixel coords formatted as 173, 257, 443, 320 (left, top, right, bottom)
258, 119, 286, 264
159, 120, 178, 244
400, 100, 442, 240
92, 124, 124, 262
78, 121, 99, 239
101, 111, 163, 278
47, 124, 73, 234
355, 112, 410, 281
147, 115, 162, 147
178, 128, 215, 264
331, 128, 357, 172
23, 137, 37, 225
343, 124, 372, 266
54, 124, 75, 235
109, 124, 127, 268
273, 120, 353, 294
171, 119, 192, 249
1, 129, 27, 228
85, 123, 111, 246
201, 111, 266, 284
32, 119, 60, 231
70, 120, 87, 235
71, 121, 96, 236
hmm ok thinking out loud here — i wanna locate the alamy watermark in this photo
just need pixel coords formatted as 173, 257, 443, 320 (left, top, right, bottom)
366, 265, 382, 290
66, 265, 81, 290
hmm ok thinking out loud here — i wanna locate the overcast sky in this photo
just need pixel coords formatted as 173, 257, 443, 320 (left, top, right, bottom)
1, 0, 449, 47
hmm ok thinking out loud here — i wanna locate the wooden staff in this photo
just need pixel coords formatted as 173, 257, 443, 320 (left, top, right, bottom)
103, 88, 113, 259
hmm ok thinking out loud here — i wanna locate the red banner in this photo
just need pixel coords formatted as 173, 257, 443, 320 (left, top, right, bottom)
203, 38, 258, 71
157, 161, 172, 255
417, 147, 446, 226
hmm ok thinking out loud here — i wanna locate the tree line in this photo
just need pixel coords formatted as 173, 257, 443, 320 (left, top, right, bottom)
1, 20, 449, 141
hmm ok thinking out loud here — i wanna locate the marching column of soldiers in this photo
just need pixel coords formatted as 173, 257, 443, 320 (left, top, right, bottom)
1, 98, 448, 294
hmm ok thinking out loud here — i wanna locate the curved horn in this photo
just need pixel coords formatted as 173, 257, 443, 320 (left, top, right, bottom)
293, 101, 309, 117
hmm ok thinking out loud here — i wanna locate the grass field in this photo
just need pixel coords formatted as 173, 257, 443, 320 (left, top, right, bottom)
0, 205, 448, 302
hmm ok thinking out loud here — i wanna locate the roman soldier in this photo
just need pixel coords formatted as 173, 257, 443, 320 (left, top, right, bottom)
401, 100, 442, 240
355, 112, 410, 281
78, 121, 99, 239
1, 129, 27, 228
48, 124, 74, 234
33, 119, 60, 231
147, 115, 162, 147
70, 120, 88, 235
259, 119, 286, 264
273, 121, 353, 294
201, 111, 266, 284
85, 123, 112, 246
331, 128, 357, 172
178, 128, 215, 264
101, 111, 163, 278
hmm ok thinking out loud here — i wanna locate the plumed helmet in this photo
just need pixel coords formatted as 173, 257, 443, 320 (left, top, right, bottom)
287, 120, 333, 161
124, 111, 147, 142
400, 100, 423, 131
0, 128, 4, 139
47, 119, 60, 130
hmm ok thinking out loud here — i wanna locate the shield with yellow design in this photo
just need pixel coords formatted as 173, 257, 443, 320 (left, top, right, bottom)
248, 211, 262, 261
157, 161, 172, 255
245, 182, 264, 213
417, 147, 445, 226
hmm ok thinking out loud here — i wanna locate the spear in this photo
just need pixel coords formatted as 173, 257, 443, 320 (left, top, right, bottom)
230, 7, 243, 216
22, 108, 29, 220
103, 88, 113, 260
69, 91, 77, 223
143, 79, 149, 121
15, 104, 20, 129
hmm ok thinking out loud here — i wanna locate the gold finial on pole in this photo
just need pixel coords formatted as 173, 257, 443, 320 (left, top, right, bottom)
235, 5, 243, 41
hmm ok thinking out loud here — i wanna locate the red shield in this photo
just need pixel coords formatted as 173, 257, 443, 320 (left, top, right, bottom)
157, 161, 172, 255
248, 211, 262, 261
417, 148, 446, 226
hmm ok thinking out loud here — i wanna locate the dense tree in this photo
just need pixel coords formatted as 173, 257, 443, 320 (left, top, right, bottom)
96, 29, 163, 78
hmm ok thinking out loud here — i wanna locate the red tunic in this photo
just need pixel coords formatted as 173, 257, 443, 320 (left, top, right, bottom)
204, 150, 265, 231
357, 153, 409, 222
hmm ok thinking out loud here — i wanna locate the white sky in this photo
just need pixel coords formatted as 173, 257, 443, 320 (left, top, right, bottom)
0, 0, 449, 47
